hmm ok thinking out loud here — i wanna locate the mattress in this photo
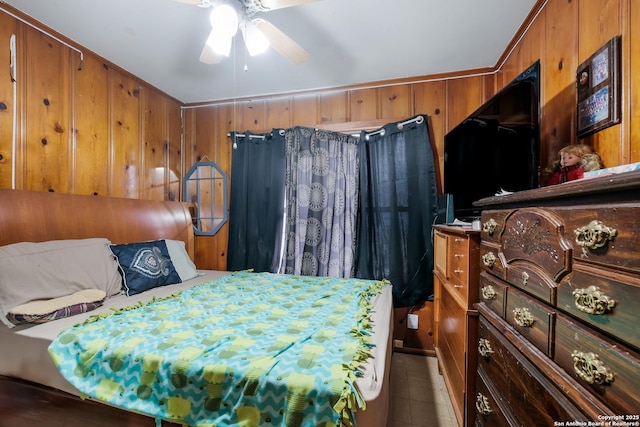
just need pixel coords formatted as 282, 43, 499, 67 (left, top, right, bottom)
0, 270, 393, 426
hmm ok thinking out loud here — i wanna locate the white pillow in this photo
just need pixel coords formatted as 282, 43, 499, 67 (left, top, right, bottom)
0, 238, 122, 328
165, 239, 198, 281
7, 289, 106, 325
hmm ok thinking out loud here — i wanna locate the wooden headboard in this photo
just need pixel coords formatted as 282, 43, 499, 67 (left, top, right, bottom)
0, 189, 195, 261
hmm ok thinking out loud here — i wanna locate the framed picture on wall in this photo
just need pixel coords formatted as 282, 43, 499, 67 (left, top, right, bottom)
576, 35, 621, 139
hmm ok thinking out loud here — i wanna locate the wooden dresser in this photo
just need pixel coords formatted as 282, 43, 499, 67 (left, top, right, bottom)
472, 171, 640, 426
433, 225, 481, 427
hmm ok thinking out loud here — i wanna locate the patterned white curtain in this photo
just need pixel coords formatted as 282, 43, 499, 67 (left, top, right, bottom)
277, 127, 360, 277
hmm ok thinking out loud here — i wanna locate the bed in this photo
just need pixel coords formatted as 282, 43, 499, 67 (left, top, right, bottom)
0, 189, 393, 427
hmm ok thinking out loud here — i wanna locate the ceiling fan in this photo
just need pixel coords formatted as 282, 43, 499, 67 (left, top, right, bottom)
175, 0, 318, 65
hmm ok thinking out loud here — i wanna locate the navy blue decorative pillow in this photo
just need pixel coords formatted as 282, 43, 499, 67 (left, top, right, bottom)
110, 240, 183, 296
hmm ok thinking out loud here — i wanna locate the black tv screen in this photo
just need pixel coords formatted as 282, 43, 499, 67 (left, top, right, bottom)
444, 61, 540, 221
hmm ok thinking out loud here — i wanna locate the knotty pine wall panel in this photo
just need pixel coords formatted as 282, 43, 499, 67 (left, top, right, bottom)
349, 88, 379, 122
237, 99, 267, 132
318, 92, 348, 124
23, 25, 71, 193
578, 0, 624, 166
109, 71, 142, 199
207, 104, 233, 271
539, 0, 579, 168
379, 84, 413, 120
631, 0, 640, 164
265, 98, 293, 130
414, 80, 447, 191
167, 99, 183, 202
445, 75, 485, 131
142, 89, 168, 201
0, 5, 182, 203
74, 55, 110, 196
0, 15, 17, 190
498, 12, 546, 90
291, 94, 319, 127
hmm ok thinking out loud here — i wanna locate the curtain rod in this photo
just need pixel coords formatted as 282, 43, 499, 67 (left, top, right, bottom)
229, 134, 266, 140
226, 129, 286, 139
363, 115, 425, 140
226, 117, 424, 142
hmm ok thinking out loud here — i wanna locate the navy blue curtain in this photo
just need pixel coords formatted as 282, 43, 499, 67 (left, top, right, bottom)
356, 115, 438, 307
227, 130, 286, 272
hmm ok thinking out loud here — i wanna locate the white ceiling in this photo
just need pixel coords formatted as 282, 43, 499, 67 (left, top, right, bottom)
1, 0, 537, 104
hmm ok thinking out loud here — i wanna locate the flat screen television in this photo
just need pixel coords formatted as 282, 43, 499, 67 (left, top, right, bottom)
443, 61, 540, 221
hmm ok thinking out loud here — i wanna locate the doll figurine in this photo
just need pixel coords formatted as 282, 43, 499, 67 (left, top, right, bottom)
544, 144, 603, 186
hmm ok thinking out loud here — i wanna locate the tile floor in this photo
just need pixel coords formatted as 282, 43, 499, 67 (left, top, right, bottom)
387, 352, 458, 427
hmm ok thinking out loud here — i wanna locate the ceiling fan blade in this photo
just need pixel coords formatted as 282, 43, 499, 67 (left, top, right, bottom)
172, 0, 216, 6
199, 33, 226, 64
254, 18, 309, 65
259, 0, 320, 10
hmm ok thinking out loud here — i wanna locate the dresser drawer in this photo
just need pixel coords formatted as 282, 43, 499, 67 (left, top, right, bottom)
434, 228, 480, 307
476, 315, 508, 381
555, 204, 640, 274
434, 230, 448, 277
558, 263, 640, 351
500, 208, 572, 283
506, 260, 557, 305
448, 234, 471, 291
476, 315, 589, 425
474, 369, 518, 427
439, 282, 467, 380
480, 211, 511, 244
555, 312, 640, 415
480, 242, 506, 280
505, 287, 555, 356
479, 272, 507, 318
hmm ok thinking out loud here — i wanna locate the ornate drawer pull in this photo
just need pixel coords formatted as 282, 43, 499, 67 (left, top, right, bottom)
475, 392, 493, 415
574, 220, 617, 250
571, 351, 614, 385
482, 252, 496, 268
478, 338, 494, 357
482, 218, 498, 235
572, 285, 616, 315
481, 285, 496, 301
513, 307, 535, 327
521, 271, 529, 286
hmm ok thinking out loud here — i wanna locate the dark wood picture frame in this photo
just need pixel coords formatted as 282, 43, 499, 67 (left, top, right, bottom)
576, 35, 621, 138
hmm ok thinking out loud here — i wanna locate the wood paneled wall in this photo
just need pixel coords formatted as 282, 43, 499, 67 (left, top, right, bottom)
0, 6, 183, 200
498, 0, 638, 173
2, 0, 639, 269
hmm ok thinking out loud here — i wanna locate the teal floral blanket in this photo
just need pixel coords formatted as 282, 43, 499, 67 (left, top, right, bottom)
48, 271, 387, 427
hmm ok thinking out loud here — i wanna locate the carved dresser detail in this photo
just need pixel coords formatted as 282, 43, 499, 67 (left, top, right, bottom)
473, 171, 640, 426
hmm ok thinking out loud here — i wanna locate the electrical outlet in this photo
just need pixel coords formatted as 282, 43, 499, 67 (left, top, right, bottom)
407, 313, 419, 330
393, 339, 404, 349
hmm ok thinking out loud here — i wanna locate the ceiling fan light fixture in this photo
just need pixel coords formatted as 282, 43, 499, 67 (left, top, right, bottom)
206, 32, 233, 56
209, 4, 239, 38
241, 19, 270, 56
